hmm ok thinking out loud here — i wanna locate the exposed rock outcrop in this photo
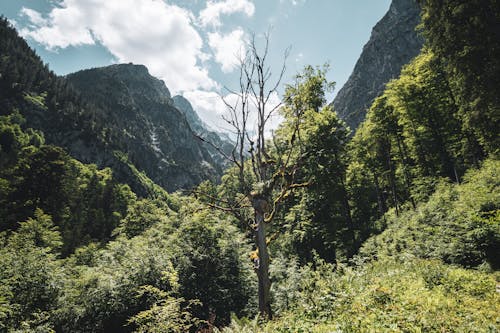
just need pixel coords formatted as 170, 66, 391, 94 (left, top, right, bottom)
333, 0, 424, 131
172, 95, 205, 134
172, 95, 233, 167
66, 64, 222, 192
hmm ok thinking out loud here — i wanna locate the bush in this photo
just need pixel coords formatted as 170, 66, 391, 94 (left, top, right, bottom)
360, 158, 500, 269
246, 258, 500, 332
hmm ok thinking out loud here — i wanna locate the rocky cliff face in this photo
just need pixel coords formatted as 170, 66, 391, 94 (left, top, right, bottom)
172, 95, 233, 167
66, 64, 222, 192
172, 95, 205, 134
333, 0, 424, 131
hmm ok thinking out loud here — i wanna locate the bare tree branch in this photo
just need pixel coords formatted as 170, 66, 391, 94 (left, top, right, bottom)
193, 133, 238, 166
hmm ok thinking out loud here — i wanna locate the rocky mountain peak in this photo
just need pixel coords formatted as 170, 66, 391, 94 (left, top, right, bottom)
172, 95, 205, 133
68, 63, 171, 105
333, 0, 423, 132
66, 64, 223, 192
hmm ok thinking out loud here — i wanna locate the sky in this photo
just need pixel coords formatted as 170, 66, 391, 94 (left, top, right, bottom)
0, 0, 391, 130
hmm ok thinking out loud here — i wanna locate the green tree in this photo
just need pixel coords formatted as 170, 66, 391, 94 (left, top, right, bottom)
0, 210, 62, 331
346, 49, 485, 226
419, 0, 500, 153
386, 50, 465, 182
275, 65, 356, 261
128, 286, 201, 333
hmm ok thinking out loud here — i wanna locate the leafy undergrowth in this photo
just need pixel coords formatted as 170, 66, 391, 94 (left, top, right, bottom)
219, 159, 500, 332
360, 158, 499, 269
219, 258, 499, 332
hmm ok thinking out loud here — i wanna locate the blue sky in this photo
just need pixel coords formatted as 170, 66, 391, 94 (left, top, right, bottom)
1, 0, 391, 129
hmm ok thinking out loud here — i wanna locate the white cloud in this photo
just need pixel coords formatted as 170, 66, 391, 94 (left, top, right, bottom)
20, 8, 47, 26
19, 0, 215, 93
20, 5, 94, 49
184, 89, 282, 134
199, 0, 255, 28
183, 90, 229, 130
280, 0, 307, 6
208, 28, 246, 73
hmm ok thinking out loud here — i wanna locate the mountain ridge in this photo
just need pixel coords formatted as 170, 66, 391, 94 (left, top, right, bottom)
0, 18, 225, 195
333, 0, 424, 131
66, 63, 224, 192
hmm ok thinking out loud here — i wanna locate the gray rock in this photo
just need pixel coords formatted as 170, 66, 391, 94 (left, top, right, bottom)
66, 63, 223, 193
333, 0, 424, 132
172, 95, 205, 134
172, 95, 234, 168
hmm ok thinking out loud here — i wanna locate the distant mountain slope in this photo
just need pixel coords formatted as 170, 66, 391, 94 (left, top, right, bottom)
0, 18, 222, 194
333, 0, 424, 131
67, 64, 222, 191
172, 95, 233, 167
172, 95, 206, 134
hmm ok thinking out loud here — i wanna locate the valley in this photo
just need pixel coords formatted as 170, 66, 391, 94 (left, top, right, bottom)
0, 0, 499, 332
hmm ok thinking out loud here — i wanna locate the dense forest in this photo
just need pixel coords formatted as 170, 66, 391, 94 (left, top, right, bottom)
0, 0, 499, 332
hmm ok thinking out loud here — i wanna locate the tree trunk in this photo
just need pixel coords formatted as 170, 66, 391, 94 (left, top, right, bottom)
254, 208, 272, 319
373, 173, 387, 219
396, 135, 416, 209
384, 135, 399, 216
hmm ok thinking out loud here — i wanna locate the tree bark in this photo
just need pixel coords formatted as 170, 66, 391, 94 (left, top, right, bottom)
253, 206, 272, 319
373, 173, 387, 219
395, 135, 416, 209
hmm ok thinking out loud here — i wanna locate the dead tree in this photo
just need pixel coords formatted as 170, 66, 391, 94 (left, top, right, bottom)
194, 32, 308, 319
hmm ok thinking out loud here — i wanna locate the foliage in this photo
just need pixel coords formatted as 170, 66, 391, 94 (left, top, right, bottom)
0, 210, 63, 332
170, 202, 256, 325
345, 47, 495, 249
274, 65, 356, 262
128, 286, 202, 333
360, 158, 500, 269
0, 95, 254, 332
224, 158, 500, 332
50, 199, 254, 332
113, 199, 171, 238
1, 1, 500, 330
419, 0, 500, 153
232, 257, 500, 332
0, 112, 133, 254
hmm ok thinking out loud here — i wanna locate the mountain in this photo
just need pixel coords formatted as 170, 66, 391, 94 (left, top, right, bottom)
172, 95, 206, 134
65, 64, 224, 192
333, 0, 424, 131
0, 18, 222, 195
172, 95, 233, 166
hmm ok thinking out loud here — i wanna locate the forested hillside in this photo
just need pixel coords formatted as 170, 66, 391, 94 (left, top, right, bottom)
66, 65, 225, 192
0, 19, 224, 195
0, 0, 499, 331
